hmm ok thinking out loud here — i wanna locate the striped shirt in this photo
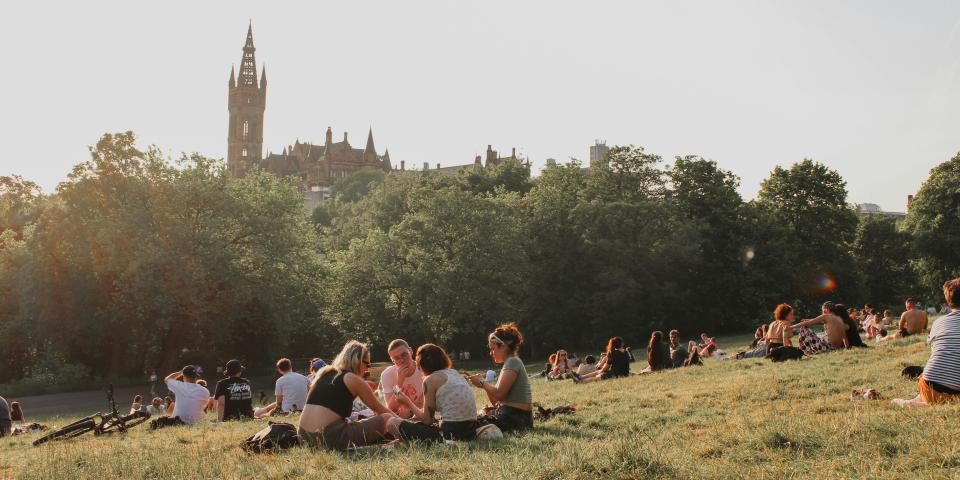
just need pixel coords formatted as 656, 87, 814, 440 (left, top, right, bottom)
924, 310, 960, 388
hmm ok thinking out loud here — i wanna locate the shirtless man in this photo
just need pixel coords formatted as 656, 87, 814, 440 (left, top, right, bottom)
879, 298, 929, 342
791, 301, 849, 350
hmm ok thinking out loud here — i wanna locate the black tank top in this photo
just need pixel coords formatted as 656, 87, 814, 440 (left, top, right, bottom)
306, 369, 355, 418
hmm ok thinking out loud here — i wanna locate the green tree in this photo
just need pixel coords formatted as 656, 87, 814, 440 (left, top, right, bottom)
903, 153, 960, 299
756, 159, 862, 308
853, 215, 918, 308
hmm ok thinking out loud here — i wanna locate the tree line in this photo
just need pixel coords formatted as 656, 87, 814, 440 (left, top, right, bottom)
0, 132, 957, 384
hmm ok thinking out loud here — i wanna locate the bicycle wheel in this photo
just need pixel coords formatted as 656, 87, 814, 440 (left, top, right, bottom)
32, 418, 98, 446
99, 411, 150, 434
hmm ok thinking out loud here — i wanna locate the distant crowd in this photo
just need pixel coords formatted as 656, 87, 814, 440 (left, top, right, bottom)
2, 278, 959, 449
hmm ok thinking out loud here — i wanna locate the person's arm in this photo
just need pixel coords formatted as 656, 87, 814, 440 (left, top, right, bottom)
344, 373, 394, 416
899, 313, 908, 331
469, 366, 518, 404
216, 396, 226, 420
397, 378, 435, 425
380, 371, 403, 413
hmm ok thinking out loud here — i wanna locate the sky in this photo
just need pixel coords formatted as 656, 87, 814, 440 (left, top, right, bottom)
2, 1, 959, 212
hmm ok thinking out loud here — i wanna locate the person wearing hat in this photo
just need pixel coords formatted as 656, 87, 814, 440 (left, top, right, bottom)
214, 359, 254, 422
164, 366, 211, 425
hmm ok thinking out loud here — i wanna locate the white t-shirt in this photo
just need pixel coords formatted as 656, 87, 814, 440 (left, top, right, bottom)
166, 379, 210, 425
274, 371, 310, 412
379, 365, 424, 418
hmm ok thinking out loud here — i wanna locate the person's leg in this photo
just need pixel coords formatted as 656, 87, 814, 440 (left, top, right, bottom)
394, 420, 443, 443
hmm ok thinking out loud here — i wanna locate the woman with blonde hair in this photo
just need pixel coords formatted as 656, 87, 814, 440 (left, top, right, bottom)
297, 341, 397, 451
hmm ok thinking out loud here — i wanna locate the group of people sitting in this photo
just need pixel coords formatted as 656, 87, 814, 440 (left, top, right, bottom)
139, 322, 532, 451
730, 298, 931, 360
537, 331, 728, 383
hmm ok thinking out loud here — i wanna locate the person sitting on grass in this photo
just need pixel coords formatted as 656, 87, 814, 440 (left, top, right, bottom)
297, 341, 397, 451
467, 322, 534, 432
387, 344, 479, 442
573, 336, 631, 382
130, 395, 144, 415
379, 339, 425, 419
577, 355, 598, 376
750, 324, 767, 349
879, 298, 930, 343
893, 278, 960, 407
764, 304, 795, 355
10, 401, 24, 425
790, 302, 846, 353
642, 331, 671, 373
274, 358, 310, 413
832, 304, 867, 348
146, 397, 166, 416
0, 395, 10, 437
669, 330, 688, 368
534, 354, 557, 379
549, 350, 576, 380
214, 359, 254, 422
195, 379, 216, 413
160, 366, 210, 426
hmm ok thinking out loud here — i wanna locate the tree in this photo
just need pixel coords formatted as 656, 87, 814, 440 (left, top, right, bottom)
853, 215, 918, 308
903, 153, 960, 299
756, 159, 862, 308
667, 156, 751, 330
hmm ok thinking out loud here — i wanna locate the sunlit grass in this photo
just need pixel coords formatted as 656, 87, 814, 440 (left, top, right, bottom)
1, 335, 954, 479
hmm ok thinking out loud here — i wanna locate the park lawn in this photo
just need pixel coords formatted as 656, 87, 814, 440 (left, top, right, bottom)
1, 335, 957, 480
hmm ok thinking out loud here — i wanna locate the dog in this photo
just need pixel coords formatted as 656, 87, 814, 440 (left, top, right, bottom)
901, 365, 923, 378
765, 346, 805, 362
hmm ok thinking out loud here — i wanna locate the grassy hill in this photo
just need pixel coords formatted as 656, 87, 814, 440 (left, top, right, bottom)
1, 334, 956, 479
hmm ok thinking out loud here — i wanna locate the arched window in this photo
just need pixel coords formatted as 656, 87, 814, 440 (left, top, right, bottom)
243, 121, 249, 139
242, 148, 248, 157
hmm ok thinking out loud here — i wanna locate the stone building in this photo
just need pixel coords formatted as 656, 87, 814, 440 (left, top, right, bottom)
431, 145, 521, 176
226, 24, 391, 200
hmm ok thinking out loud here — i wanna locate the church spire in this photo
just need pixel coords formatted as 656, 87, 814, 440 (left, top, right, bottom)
238, 22, 258, 88
228, 65, 236, 88
364, 127, 376, 155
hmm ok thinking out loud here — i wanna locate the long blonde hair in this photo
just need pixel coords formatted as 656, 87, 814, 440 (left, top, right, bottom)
317, 340, 369, 380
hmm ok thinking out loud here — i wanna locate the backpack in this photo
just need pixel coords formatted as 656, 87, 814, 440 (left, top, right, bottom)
765, 346, 804, 362
240, 421, 300, 453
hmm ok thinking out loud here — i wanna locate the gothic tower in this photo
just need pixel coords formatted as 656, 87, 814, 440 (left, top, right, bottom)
227, 23, 267, 177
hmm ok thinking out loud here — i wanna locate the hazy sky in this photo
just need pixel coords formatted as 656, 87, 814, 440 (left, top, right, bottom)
3, 1, 959, 211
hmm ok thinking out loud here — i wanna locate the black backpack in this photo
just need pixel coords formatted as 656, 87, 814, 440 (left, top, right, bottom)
240, 421, 301, 453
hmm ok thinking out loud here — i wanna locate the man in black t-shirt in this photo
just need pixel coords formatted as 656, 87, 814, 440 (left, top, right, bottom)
214, 359, 253, 422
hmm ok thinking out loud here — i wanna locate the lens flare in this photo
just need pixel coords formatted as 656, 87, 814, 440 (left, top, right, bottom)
813, 271, 837, 294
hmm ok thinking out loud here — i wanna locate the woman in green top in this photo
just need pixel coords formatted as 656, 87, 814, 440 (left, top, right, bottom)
467, 322, 533, 432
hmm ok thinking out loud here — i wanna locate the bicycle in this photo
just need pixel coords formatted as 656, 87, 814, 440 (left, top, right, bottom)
32, 384, 151, 446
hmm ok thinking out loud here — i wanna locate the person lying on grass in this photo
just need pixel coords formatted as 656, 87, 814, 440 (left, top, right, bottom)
386, 343, 479, 442
893, 278, 960, 407
572, 336, 631, 382
577, 355, 598, 376
466, 322, 533, 432
297, 341, 398, 451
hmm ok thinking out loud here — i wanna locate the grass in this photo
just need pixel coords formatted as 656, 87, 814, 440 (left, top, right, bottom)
2, 334, 957, 480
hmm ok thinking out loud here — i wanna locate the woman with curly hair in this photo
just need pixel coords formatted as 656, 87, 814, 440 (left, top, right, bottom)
467, 322, 533, 432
